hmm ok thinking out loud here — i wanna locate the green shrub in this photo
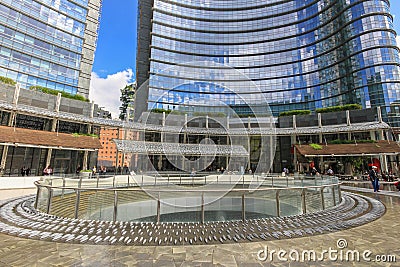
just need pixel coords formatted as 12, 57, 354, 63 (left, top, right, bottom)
30, 86, 90, 102
237, 113, 271, 118
316, 104, 362, 113
279, 110, 311, 117
0, 76, 16, 85
309, 143, 323, 150
150, 108, 172, 114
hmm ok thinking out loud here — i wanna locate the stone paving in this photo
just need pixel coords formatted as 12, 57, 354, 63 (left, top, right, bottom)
0, 190, 399, 266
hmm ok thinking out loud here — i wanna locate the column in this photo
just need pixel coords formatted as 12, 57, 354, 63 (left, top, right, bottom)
0, 146, 8, 175
380, 154, 388, 173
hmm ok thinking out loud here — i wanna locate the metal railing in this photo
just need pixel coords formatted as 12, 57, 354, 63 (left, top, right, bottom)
34, 174, 341, 224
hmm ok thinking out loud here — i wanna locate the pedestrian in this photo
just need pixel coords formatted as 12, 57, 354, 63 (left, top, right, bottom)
20, 166, 26, 177
43, 166, 48, 176
123, 165, 129, 174
283, 167, 289, 176
76, 165, 82, 174
311, 167, 318, 176
369, 166, 379, 192
25, 167, 31, 176
117, 165, 122, 175
48, 166, 53, 175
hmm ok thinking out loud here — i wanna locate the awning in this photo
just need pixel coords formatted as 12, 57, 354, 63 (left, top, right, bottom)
295, 141, 400, 157
0, 126, 102, 151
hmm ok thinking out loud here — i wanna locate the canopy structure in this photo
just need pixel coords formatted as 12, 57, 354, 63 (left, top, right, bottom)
0, 101, 390, 136
0, 126, 102, 151
295, 141, 400, 157
113, 140, 249, 156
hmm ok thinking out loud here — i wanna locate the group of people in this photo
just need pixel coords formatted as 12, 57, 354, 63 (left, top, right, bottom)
20, 166, 31, 176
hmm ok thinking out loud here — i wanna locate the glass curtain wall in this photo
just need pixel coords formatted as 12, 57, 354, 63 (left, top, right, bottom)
139, 0, 400, 117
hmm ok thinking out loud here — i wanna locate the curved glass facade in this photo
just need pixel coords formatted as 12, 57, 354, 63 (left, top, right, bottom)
136, 0, 400, 118
0, 0, 101, 97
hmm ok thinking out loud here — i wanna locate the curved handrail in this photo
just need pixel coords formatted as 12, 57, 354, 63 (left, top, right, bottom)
33, 180, 342, 192
33, 174, 342, 223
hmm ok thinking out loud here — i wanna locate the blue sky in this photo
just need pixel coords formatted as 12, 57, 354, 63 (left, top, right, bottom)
89, 1, 400, 118
92, 0, 137, 77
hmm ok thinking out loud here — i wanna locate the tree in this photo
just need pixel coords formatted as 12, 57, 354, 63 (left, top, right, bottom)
119, 83, 135, 120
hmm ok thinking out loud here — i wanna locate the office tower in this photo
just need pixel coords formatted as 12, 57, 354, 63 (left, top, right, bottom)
135, 0, 400, 120
0, 0, 102, 98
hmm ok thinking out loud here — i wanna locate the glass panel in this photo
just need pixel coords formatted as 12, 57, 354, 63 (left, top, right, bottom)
115, 190, 157, 222
279, 189, 302, 217
304, 188, 322, 213
160, 191, 201, 223
204, 191, 242, 222
36, 186, 48, 212
323, 186, 335, 209
86, 190, 116, 221
245, 189, 277, 218
334, 185, 341, 204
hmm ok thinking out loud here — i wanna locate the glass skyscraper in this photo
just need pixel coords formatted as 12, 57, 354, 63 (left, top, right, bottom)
135, 0, 400, 120
0, 0, 102, 97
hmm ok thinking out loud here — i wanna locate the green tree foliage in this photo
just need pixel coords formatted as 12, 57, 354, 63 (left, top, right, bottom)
119, 83, 135, 120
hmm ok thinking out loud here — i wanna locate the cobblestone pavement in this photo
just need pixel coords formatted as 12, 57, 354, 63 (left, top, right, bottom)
0, 190, 399, 266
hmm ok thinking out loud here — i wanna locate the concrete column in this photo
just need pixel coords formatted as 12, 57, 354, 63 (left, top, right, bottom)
83, 151, 89, 170
291, 134, 298, 172
292, 115, 297, 129
226, 136, 229, 169
318, 113, 322, 127
380, 154, 388, 173
377, 106, 383, 123
378, 130, 384, 141
370, 131, 376, 141
346, 110, 351, 126
247, 136, 251, 170
0, 146, 8, 175
45, 148, 52, 168
46, 95, 60, 169
12, 83, 21, 105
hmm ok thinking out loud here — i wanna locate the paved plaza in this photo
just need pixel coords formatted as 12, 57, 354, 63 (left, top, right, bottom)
0, 187, 399, 266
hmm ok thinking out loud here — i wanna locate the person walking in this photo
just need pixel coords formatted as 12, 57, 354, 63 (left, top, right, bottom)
20, 166, 26, 177
369, 166, 379, 192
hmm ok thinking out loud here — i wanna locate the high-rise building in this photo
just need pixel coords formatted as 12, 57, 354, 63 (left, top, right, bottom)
97, 127, 136, 169
135, 0, 400, 122
0, 0, 102, 98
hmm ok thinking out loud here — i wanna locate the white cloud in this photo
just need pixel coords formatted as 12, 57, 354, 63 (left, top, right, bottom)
89, 69, 133, 119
